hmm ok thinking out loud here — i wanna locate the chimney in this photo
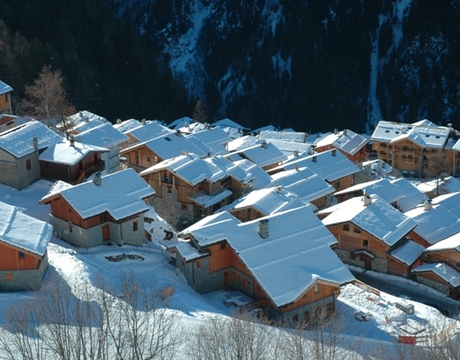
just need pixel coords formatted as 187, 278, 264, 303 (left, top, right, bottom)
259, 219, 269, 239
294, 149, 299, 157
334, 128, 338, 134
93, 172, 102, 186
343, 129, 348, 136
176, 129, 181, 136
294, 165, 299, 171
141, 118, 146, 125
424, 199, 432, 211
116, 118, 121, 124
204, 122, 210, 130
33, 137, 38, 152
261, 140, 267, 149
69, 135, 75, 147
332, 149, 336, 156
363, 193, 371, 206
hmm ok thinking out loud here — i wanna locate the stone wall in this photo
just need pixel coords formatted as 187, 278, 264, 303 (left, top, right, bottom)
414, 275, 450, 296
0, 253, 49, 291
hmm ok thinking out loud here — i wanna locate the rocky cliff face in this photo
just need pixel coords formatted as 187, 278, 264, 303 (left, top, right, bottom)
114, 0, 460, 133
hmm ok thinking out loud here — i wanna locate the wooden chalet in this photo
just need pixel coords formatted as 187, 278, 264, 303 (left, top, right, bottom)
370, 120, 457, 178
226, 141, 287, 171
411, 261, 460, 298
0, 80, 13, 114
314, 129, 369, 163
39, 169, 154, 248
321, 195, 423, 277
175, 207, 354, 323
140, 153, 253, 225
333, 178, 404, 205
39, 138, 108, 184
0, 201, 52, 291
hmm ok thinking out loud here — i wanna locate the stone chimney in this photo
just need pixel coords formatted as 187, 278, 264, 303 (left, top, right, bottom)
294, 149, 299, 157
424, 199, 432, 211
261, 140, 267, 149
69, 135, 75, 147
363, 193, 371, 206
33, 137, 38, 152
116, 118, 121, 124
259, 219, 269, 239
93, 172, 102, 186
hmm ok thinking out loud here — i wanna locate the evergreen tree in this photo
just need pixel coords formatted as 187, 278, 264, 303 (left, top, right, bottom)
192, 99, 208, 123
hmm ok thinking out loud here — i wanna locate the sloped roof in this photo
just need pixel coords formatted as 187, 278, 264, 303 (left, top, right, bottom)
0, 200, 52, 256
179, 207, 354, 307
405, 203, 460, 245
258, 130, 307, 143
39, 140, 108, 165
113, 118, 142, 133
425, 232, 460, 253
334, 178, 405, 204
390, 178, 428, 212
411, 263, 460, 288
0, 120, 63, 158
233, 159, 272, 190
269, 167, 335, 202
168, 116, 193, 130
432, 192, 460, 218
229, 142, 287, 168
322, 195, 416, 247
189, 188, 233, 208
74, 123, 128, 148
390, 240, 425, 266
140, 153, 253, 186
212, 118, 250, 131
265, 139, 312, 157
0, 80, 12, 95
226, 135, 260, 152
219, 186, 315, 215
40, 169, 154, 220
188, 127, 232, 155
126, 121, 173, 142
272, 149, 360, 182
315, 129, 369, 156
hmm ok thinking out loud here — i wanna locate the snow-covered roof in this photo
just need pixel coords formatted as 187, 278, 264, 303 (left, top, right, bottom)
405, 203, 460, 245
0, 120, 63, 158
226, 135, 260, 152
432, 192, 460, 218
140, 153, 254, 186
425, 232, 460, 253
40, 169, 154, 220
258, 130, 307, 143
334, 178, 405, 204
168, 116, 194, 130
322, 195, 416, 247
265, 139, 312, 157
63, 110, 107, 133
219, 186, 315, 215
269, 167, 335, 202
39, 140, 108, 165
273, 149, 360, 182
212, 118, 250, 131
249, 124, 277, 135
113, 118, 142, 133
233, 159, 272, 190
73, 123, 128, 149
229, 142, 287, 168
123, 133, 210, 161
390, 178, 428, 212
413, 176, 460, 196
0, 200, 52, 256
187, 127, 232, 155
189, 188, 233, 208
411, 263, 460, 288
126, 121, 173, 143
0, 80, 12, 95
315, 129, 369, 156
370, 120, 450, 149
179, 207, 354, 307
390, 240, 425, 266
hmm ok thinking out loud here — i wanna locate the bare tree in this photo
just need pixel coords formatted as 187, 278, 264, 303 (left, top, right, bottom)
187, 312, 280, 360
19, 65, 76, 126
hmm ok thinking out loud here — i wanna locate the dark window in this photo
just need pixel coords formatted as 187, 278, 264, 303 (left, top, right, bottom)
363, 240, 368, 247
132, 221, 138, 232
196, 260, 202, 268
26, 159, 31, 170
343, 224, 350, 231
354, 226, 361, 233
220, 242, 227, 250
18, 252, 25, 259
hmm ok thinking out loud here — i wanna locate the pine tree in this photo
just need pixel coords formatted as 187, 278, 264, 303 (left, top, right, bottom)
192, 99, 208, 123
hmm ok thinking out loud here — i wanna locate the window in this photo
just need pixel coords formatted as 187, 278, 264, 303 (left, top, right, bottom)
314, 283, 319, 293
196, 260, 202, 268
5, 273, 13, 282
26, 159, 31, 171
354, 226, 361, 233
181, 203, 188, 211
342, 224, 350, 231
68, 223, 73, 233
18, 251, 25, 259
132, 221, 138, 232
363, 240, 368, 247
220, 242, 227, 250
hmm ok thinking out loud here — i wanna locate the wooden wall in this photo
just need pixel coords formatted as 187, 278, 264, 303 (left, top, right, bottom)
0, 241, 41, 270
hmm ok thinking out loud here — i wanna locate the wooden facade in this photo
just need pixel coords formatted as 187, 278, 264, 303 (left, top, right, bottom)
0, 92, 11, 114
372, 138, 454, 178
423, 249, 460, 274
0, 241, 42, 271
40, 152, 104, 184
314, 143, 368, 164
329, 175, 354, 193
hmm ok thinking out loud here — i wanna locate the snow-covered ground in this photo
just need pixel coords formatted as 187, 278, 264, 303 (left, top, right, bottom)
0, 179, 459, 357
